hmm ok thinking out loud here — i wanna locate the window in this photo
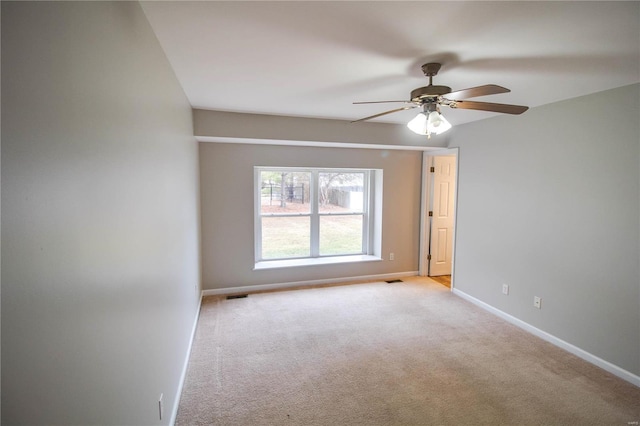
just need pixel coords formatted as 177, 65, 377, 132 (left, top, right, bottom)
255, 167, 382, 268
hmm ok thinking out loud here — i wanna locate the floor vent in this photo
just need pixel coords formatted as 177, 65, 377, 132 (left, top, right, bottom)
226, 294, 248, 300
385, 279, 403, 283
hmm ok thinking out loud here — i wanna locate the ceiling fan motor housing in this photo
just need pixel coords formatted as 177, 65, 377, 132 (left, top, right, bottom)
410, 85, 452, 102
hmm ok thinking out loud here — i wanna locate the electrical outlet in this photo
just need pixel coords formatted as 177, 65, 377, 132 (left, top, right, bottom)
502, 284, 509, 295
534, 296, 542, 309
389, 252, 395, 261
158, 393, 163, 421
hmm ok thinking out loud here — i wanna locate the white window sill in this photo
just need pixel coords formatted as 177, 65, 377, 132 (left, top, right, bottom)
254, 255, 382, 270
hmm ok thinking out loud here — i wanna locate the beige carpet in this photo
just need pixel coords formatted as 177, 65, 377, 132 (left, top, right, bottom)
176, 277, 640, 425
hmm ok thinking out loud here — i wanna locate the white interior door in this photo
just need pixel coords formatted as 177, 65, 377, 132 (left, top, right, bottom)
429, 155, 456, 276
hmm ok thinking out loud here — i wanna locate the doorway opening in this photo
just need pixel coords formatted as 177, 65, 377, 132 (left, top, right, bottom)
419, 149, 459, 289
428, 275, 452, 288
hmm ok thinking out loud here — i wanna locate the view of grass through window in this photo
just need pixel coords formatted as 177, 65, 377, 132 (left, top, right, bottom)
259, 169, 365, 260
261, 215, 310, 259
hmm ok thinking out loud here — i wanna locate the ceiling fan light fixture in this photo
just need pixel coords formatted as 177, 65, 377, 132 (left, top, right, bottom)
407, 110, 451, 138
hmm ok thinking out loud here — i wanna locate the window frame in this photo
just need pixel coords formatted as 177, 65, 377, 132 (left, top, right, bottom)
254, 166, 381, 268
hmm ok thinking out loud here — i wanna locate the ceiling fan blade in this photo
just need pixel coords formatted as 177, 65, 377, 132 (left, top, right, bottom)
449, 100, 528, 115
353, 100, 414, 104
351, 106, 416, 123
445, 84, 510, 100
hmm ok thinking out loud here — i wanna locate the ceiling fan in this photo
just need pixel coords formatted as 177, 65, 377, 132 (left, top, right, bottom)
351, 63, 528, 137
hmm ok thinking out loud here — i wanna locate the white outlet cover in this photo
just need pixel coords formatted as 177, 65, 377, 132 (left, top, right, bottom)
502, 284, 509, 295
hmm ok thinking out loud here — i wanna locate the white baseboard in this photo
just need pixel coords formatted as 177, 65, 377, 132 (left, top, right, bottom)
452, 288, 640, 388
201, 271, 419, 297
170, 294, 203, 425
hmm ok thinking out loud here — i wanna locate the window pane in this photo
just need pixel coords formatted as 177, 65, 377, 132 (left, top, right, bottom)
261, 216, 310, 259
318, 172, 364, 213
260, 171, 310, 214
319, 215, 363, 255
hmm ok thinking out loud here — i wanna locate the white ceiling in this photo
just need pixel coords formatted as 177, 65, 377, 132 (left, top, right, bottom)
141, 1, 640, 127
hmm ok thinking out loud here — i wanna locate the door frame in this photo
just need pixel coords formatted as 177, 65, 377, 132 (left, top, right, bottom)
419, 148, 460, 289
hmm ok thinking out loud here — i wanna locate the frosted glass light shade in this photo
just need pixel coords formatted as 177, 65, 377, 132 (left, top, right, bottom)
426, 111, 452, 134
407, 112, 428, 135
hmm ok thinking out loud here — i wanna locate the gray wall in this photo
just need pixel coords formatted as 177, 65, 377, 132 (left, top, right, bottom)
1, 2, 200, 424
200, 143, 422, 290
449, 84, 640, 376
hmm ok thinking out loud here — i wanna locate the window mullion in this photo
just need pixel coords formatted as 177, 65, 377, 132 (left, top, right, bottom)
310, 170, 320, 257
